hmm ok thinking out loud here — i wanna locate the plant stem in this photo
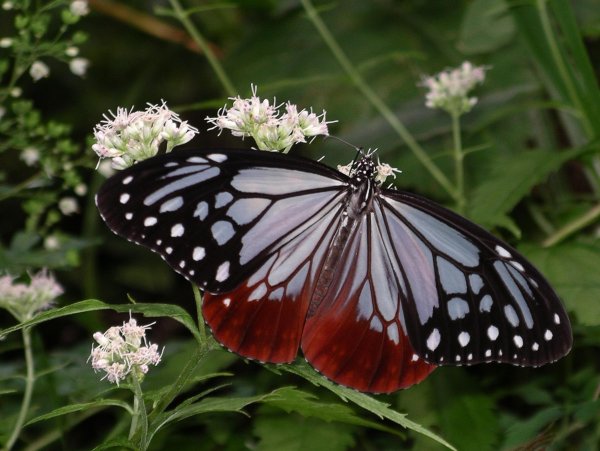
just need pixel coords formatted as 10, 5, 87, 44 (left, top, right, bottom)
300, 0, 459, 202
128, 374, 148, 449
542, 203, 600, 247
168, 0, 236, 97
536, 0, 592, 137
192, 284, 207, 343
5, 328, 35, 451
451, 112, 465, 213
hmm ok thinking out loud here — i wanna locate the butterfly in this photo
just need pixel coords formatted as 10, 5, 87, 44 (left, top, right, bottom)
96, 148, 572, 393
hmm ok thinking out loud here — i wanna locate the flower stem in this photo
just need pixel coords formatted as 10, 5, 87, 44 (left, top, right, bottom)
5, 327, 35, 451
300, 0, 459, 202
168, 0, 236, 97
542, 203, 600, 247
128, 374, 148, 449
451, 112, 466, 214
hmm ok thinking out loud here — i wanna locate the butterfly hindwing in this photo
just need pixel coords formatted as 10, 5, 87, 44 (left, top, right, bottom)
380, 190, 572, 367
302, 206, 436, 393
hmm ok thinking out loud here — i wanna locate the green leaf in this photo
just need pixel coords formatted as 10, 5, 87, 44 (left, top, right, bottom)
153, 387, 289, 431
438, 395, 499, 451
521, 241, 600, 326
458, 0, 516, 54
26, 399, 132, 426
262, 386, 402, 435
503, 406, 563, 448
468, 146, 590, 230
280, 360, 456, 450
0, 300, 203, 343
254, 414, 355, 451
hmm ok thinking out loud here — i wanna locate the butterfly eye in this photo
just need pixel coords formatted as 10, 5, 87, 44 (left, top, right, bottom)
96, 148, 572, 393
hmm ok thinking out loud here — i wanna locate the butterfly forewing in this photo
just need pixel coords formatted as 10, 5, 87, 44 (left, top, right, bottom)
379, 190, 572, 367
96, 149, 348, 293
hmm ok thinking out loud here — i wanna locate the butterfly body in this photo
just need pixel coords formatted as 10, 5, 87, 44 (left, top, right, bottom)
96, 148, 572, 393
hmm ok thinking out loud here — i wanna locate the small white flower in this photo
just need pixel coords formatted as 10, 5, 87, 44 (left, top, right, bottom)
69, 57, 89, 76
65, 46, 79, 57
206, 85, 331, 153
421, 61, 487, 116
29, 61, 50, 82
74, 183, 87, 196
0, 37, 12, 48
70, 0, 89, 16
2, 1, 13, 10
375, 162, 401, 184
20, 147, 40, 166
0, 270, 63, 321
10, 87, 22, 97
337, 162, 353, 177
44, 235, 60, 250
90, 316, 164, 385
58, 197, 79, 215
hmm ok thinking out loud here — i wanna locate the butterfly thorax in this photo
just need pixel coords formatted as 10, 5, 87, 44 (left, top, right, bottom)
307, 156, 377, 317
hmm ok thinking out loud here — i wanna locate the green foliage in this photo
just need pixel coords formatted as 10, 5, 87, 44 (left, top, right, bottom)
1, 0, 599, 449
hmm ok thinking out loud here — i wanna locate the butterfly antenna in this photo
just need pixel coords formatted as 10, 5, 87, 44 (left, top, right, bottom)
326, 135, 364, 155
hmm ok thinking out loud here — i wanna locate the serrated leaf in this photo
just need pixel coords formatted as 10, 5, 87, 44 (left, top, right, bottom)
438, 395, 499, 451
521, 241, 600, 325
280, 360, 456, 450
254, 414, 355, 451
0, 300, 202, 343
458, 0, 516, 54
26, 399, 132, 426
468, 146, 590, 229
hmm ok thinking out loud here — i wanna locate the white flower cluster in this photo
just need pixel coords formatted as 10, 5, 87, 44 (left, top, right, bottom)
337, 158, 401, 185
0, 270, 63, 321
206, 86, 330, 153
92, 101, 199, 170
90, 317, 163, 386
421, 61, 487, 115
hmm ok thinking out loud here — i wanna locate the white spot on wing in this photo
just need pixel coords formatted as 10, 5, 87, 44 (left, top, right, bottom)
222, 297, 231, 307
125, 212, 133, 220
510, 261, 525, 272
544, 329, 553, 341
487, 325, 499, 341
513, 335, 523, 348
187, 156, 207, 163
504, 304, 520, 327
248, 283, 267, 301
479, 294, 493, 312
215, 192, 233, 208
458, 331, 470, 347
211, 221, 235, 245
216, 261, 230, 282
208, 153, 227, 162
192, 247, 205, 261
166, 247, 173, 254
387, 323, 399, 344
495, 245, 512, 258
427, 328, 441, 351
554, 313, 560, 325
532, 342, 539, 351
171, 223, 185, 237
122, 175, 133, 185
144, 217, 157, 227
160, 196, 184, 213
120, 193, 130, 204
447, 298, 470, 320
485, 349, 492, 357
194, 201, 209, 221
